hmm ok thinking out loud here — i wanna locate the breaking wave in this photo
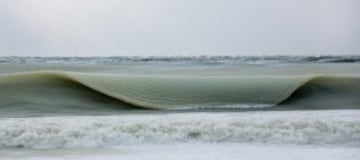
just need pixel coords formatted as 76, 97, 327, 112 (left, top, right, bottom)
0, 71, 359, 116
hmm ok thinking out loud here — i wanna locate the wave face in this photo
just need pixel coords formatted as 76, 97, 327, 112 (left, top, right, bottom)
0, 72, 137, 117
0, 111, 359, 149
279, 77, 360, 109
0, 71, 360, 116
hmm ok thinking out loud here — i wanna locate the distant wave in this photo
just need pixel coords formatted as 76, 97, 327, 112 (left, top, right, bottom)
0, 71, 359, 116
1, 55, 360, 64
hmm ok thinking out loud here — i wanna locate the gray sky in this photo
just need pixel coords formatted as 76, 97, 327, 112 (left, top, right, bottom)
0, 0, 359, 56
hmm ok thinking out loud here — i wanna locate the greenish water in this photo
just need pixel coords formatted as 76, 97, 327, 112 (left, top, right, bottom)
1, 63, 360, 117
0, 61, 359, 159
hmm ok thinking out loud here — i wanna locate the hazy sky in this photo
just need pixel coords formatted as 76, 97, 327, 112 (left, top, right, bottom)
0, 0, 359, 56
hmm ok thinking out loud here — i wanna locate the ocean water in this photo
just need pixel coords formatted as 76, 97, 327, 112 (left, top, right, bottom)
0, 56, 359, 160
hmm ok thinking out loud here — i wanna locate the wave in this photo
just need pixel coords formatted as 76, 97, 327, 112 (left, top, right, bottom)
2, 56, 360, 64
0, 71, 359, 115
0, 111, 359, 149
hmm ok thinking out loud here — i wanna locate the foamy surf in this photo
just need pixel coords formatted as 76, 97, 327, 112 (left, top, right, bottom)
0, 110, 359, 149
1, 143, 359, 160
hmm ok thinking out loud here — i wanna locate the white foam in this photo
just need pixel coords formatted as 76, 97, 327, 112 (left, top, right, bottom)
0, 110, 359, 149
1, 144, 359, 160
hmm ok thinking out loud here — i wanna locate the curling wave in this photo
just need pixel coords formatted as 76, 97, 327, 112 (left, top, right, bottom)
0, 71, 359, 116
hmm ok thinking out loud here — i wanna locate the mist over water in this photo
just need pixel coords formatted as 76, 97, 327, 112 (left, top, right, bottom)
1, 0, 359, 56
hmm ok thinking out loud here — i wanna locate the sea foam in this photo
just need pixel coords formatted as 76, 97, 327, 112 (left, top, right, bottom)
0, 110, 359, 149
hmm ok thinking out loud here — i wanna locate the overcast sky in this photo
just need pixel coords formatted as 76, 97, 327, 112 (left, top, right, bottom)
0, 0, 359, 56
